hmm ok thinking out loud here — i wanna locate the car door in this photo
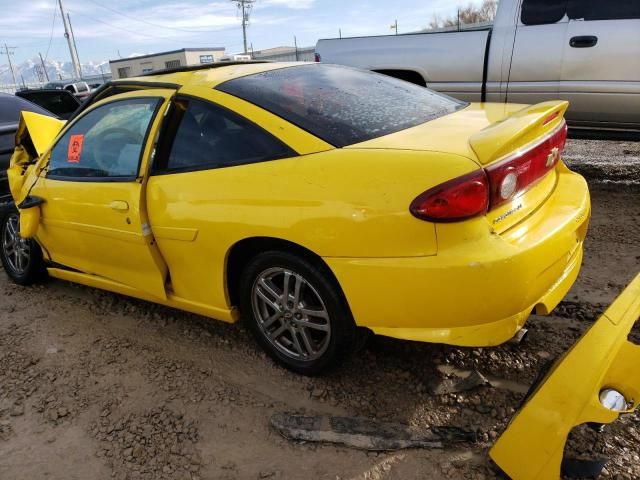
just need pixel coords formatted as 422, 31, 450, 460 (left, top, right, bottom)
561, 0, 640, 127
146, 94, 298, 309
507, 0, 568, 104
31, 90, 174, 298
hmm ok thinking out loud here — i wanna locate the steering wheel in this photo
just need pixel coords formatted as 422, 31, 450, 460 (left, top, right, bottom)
91, 127, 141, 173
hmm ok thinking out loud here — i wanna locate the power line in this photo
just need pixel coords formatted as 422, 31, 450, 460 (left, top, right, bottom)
67, 9, 226, 46
83, 0, 239, 34
44, 0, 58, 61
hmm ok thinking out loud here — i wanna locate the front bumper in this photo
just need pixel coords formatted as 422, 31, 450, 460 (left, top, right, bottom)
490, 273, 640, 479
325, 169, 590, 346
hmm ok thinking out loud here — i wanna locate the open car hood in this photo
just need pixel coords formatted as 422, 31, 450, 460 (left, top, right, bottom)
16, 111, 65, 157
491, 273, 640, 479
7, 111, 65, 202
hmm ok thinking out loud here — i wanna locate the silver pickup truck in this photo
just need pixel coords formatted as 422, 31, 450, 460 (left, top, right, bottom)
316, 0, 640, 132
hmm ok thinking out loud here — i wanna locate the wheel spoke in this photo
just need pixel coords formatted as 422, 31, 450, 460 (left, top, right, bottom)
298, 327, 316, 356
292, 275, 303, 307
256, 280, 281, 310
299, 307, 329, 320
295, 317, 330, 332
282, 271, 291, 303
268, 323, 288, 341
261, 310, 282, 329
258, 278, 281, 302
289, 327, 305, 357
6, 219, 17, 237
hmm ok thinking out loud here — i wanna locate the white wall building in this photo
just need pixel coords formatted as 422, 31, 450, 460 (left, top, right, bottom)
109, 47, 226, 79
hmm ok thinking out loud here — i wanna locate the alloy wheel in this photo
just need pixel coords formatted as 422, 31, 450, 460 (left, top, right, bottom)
2, 214, 30, 275
251, 267, 331, 361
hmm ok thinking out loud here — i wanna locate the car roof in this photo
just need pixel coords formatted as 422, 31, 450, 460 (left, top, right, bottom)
0, 92, 55, 127
129, 61, 302, 89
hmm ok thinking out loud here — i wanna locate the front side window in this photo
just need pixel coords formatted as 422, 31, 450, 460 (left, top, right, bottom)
216, 64, 466, 147
48, 97, 160, 179
521, 0, 567, 25
154, 97, 296, 173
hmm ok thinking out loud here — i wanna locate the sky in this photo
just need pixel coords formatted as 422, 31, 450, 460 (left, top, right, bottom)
0, 0, 472, 66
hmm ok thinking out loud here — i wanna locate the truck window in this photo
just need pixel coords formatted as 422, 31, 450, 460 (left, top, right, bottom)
521, 0, 567, 25
216, 64, 466, 148
567, 0, 640, 21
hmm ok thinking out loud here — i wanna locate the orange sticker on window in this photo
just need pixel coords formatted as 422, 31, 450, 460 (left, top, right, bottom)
67, 134, 84, 163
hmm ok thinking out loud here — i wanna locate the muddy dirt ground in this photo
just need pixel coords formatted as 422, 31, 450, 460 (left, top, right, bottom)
1, 137, 639, 480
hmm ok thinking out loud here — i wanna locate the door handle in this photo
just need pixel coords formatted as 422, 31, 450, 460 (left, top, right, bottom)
109, 200, 129, 211
570, 35, 598, 48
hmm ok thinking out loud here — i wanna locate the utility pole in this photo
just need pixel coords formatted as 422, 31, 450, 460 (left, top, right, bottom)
231, 0, 255, 55
3, 44, 17, 87
390, 19, 398, 35
58, 0, 81, 79
294, 36, 299, 61
38, 52, 50, 81
339, 28, 342, 39
67, 13, 82, 78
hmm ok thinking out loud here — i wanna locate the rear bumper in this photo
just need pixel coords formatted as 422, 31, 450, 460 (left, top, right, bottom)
325, 167, 590, 346
490, 274, 640, 479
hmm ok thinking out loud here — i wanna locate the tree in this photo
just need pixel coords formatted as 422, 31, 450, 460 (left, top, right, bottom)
428, 0, 497, 30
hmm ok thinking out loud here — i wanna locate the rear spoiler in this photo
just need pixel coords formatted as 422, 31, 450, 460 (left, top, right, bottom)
490, 273, 640, 479
469, 101, 569, 165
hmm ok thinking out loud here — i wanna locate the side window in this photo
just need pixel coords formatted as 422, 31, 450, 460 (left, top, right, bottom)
154, 98, 296, 173
567, 0, 640, 21
48, 97, 160, 179
521, 0, 567, 25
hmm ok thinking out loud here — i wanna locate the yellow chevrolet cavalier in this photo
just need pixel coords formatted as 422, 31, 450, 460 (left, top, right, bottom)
3, 62, 590, 374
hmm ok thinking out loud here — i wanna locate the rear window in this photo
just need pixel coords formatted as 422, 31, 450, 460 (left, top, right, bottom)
0, 94, 53, 125
521, 0, 567, 25
216, 64, 466, 147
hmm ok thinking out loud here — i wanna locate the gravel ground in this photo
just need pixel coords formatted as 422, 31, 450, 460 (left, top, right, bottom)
0, 137, 639, 480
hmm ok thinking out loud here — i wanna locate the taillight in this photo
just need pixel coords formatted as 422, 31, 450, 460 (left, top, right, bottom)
486, 121, 567, 209
410, 120, 567, 222
410, 170, 489, 222
314, 53, 321, 62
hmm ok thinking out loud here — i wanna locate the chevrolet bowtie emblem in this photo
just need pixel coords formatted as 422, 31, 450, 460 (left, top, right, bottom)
546, 147, 559, 168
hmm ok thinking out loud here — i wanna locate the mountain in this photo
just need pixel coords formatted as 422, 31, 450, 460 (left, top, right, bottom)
0, 57, 112, 86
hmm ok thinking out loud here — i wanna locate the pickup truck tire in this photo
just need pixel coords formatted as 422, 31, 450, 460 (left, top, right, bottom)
0, 211, 46, 285
239, 250, 357, 375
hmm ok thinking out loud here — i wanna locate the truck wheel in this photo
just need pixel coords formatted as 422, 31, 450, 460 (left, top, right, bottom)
0, 211, 46, 285
239, 250, 357, 375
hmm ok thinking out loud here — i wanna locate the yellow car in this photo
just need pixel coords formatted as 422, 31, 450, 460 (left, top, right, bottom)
3, 62, 590, 374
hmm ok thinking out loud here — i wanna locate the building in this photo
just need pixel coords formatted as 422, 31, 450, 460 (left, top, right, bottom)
109, 47, 226, 79
250, 46, 316, 62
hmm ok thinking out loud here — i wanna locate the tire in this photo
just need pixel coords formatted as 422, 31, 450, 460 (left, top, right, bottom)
239, 250, 357, 375
0, 210, 46, 285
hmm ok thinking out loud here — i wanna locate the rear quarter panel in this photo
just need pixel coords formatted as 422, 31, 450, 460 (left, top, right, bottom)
146, 149, 478, 308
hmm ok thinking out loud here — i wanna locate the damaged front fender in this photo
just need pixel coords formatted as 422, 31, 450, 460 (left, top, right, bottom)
490, 273, 640, 479
8, 111, 65, 201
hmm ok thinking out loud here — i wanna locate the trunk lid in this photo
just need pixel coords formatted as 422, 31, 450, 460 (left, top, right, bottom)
348, 101, 570, 233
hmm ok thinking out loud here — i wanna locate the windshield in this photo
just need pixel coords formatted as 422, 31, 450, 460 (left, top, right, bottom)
216, 64, 466, 147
